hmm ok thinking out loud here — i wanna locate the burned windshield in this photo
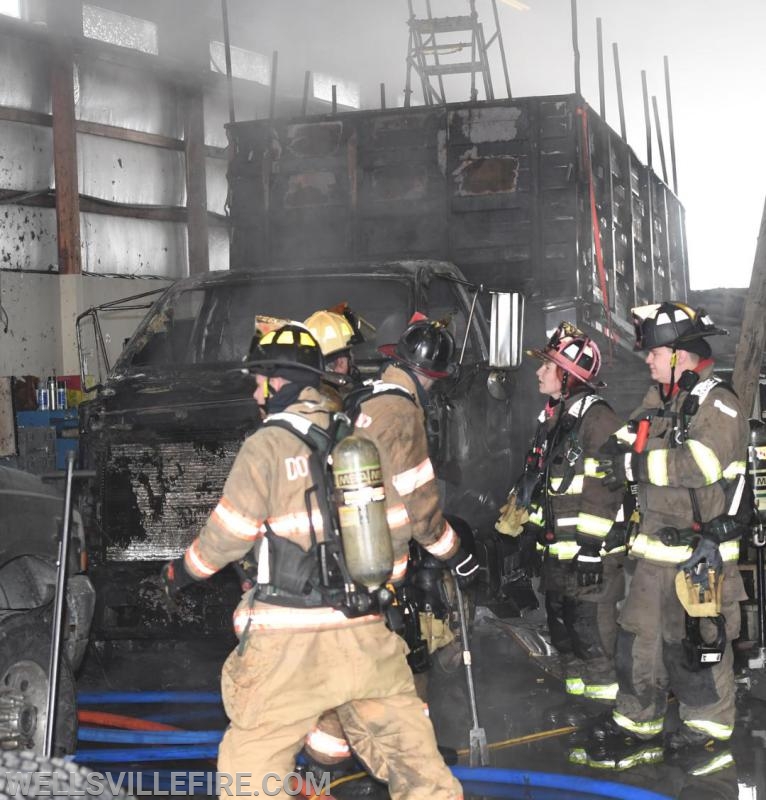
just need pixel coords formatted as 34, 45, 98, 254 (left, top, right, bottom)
121, 272, 479, 370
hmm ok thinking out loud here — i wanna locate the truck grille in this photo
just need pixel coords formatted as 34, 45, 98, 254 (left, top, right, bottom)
100, 438, 241, 560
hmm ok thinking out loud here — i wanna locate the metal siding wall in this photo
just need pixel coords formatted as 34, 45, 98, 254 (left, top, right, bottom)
0, 206, 58, 270
0, 32, 51, 112
0, 120, 53, 191
205, 155, 227, 214
77, 132, 186, 205
80, 213, 187, 277
76, 58, 182, 138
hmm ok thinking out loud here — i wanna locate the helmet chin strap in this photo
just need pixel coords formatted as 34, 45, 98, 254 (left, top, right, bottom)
660, 347, 679, 403
560, 371, 571, 398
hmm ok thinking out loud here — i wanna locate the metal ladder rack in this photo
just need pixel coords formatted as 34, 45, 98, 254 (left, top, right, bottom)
405, 0, 512, 106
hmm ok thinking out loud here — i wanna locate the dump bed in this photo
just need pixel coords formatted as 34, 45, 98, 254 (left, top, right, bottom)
227, 94, 688, 348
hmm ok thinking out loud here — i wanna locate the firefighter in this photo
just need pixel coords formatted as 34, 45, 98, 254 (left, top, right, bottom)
589, 302, 748, 760
507, 322, 625, 708
304, 307, 362, 379
303, 316, 479, 769
160, 324, 462, 799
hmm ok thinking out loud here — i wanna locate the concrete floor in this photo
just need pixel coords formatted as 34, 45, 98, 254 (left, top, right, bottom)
76, 602, 766, 800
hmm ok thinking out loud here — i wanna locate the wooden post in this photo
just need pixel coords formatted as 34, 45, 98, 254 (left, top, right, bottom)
732, 196, 766, 416
51, 44, 81, 275
185, 88, 209, 275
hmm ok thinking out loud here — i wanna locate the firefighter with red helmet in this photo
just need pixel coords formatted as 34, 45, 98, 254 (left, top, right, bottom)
160, 323, 462, 798
588, 302, 748, 764
511, 321, 625, 707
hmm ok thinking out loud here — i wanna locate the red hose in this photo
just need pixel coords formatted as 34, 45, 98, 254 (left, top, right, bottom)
78, 710, 181, 731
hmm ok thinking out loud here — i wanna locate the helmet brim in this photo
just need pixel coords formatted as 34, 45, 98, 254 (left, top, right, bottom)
240, 358, 328, 379
526, 348, 606, 390
377, 343, 455, 379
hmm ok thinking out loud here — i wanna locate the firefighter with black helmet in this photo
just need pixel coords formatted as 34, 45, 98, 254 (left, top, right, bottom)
160, 323, 462, 798
301, 315, 479, 768
501, 321, 625, 709
369, 315, 479, 585
588, 301, 748, 762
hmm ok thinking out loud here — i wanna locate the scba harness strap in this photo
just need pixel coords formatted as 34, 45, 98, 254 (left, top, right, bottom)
253, 412, 378, 617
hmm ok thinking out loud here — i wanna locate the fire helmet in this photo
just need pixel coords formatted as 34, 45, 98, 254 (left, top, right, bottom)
304, 310, 356, 359
527, 321, 605, 389
631, 302, 727, 355
378, 319, 457, 379
242, 323, 325, 379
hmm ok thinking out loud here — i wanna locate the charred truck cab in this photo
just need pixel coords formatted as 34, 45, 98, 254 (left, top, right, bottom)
77, 261, 525, 641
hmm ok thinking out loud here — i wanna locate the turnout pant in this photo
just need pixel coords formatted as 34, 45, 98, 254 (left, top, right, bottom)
614, 558, 747, 739
217, 618, 462, 799
541, 553, 625, 699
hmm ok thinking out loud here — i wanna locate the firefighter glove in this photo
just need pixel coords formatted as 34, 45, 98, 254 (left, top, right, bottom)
597, 438, 635, 492
495, 491, 530, 536
446, 548, 480, 588
678, 536, 723, 582
160, 556, 196, 603
572, 542, 603, 587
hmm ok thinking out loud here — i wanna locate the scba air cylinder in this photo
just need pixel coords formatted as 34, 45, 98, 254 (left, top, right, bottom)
332, 435, 394, 589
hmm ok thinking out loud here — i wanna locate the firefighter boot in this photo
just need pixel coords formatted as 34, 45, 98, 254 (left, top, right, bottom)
581, 713, 663, 770
665, 723, 725, 753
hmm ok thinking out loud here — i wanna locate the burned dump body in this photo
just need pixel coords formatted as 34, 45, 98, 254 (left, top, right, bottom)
78, 261, 515, 640
227, 95, 688, 327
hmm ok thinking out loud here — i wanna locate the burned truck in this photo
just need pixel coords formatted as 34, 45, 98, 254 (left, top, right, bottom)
77, 92, 688, 641
77, 261, 524, 640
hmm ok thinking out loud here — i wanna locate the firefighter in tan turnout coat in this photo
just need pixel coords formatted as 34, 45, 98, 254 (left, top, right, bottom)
304, 316, 479, 767
590, 302, 749, 762
161, 324, 463, 799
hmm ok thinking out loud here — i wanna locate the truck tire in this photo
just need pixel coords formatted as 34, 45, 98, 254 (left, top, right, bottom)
0, 750, 128, 800
0, 611, 77, 755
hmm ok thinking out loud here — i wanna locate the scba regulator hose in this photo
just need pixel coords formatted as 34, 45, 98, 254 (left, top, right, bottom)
451, 766, 673, 800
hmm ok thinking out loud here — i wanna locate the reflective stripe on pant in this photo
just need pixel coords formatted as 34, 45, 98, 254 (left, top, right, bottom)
217, 619, 462, 799
541, 553, 624, 697
614, 558, 746, 739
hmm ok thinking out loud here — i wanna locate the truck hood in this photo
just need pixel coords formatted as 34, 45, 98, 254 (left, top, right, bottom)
80, 368, 260, 439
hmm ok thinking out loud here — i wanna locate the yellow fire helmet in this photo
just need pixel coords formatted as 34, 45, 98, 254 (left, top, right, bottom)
304, 310, 356, 358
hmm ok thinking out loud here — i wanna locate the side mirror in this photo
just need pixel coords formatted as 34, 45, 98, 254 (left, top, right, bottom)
489, 292, 525, 369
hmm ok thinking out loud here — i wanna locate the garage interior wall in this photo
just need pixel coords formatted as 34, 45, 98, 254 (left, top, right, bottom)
0, 0, 346, 377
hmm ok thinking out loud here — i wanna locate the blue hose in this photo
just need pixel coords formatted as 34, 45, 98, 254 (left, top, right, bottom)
144, 709, 227, 725
451, 767, 673, 800
78, 727, 223, 745
77, 691, 222, 705
74, 746, 219, 763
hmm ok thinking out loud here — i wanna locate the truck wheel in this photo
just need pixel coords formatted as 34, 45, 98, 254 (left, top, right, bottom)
0, 750, 125, 800
0, 612, 77, 755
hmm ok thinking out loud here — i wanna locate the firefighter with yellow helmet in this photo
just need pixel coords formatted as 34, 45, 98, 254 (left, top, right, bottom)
588, 301, 749, 763
304, 307, 363, 379
160, 323, 462, 798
